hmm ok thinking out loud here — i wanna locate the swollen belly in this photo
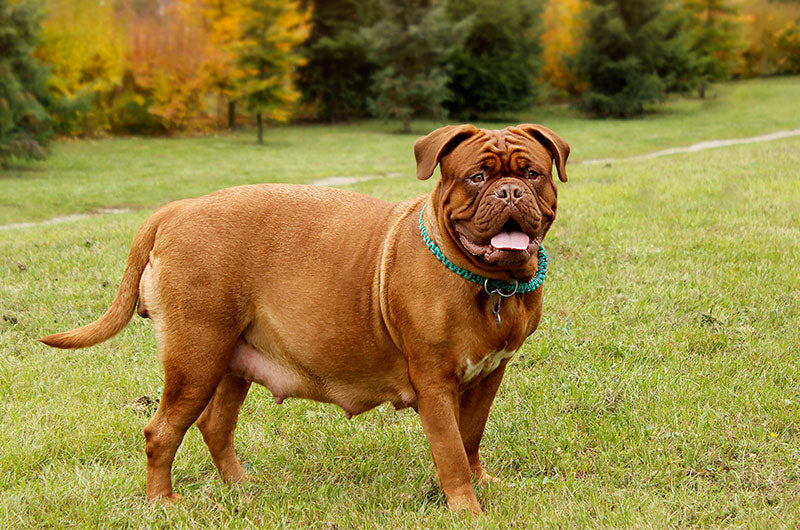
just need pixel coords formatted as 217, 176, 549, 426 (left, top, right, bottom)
228, 339, 417, 417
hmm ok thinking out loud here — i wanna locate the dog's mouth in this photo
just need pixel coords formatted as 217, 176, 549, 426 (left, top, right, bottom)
456, 218, 543, 265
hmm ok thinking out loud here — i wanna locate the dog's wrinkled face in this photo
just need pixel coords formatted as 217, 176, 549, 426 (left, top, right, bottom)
415, 124, 569, 278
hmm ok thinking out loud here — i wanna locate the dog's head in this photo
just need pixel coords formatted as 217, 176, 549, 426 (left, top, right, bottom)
415, 124, 569, 280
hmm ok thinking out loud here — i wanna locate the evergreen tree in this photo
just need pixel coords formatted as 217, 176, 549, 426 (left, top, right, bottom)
297, 0, 379, 121
683, 0, 741, 97
236, 0, 309, 143
445, 0, 544, 118
575, 0, 702, 117
0, 0, 53, 166
654, 7, 705, 94
361, 0, 464, 133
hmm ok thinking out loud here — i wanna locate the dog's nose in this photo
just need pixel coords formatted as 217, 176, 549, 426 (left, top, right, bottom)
494, 183, 524, 203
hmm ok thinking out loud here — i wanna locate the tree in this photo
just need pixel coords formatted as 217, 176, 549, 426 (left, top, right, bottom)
575, 0, 702, 117
122, 0, 231, 133
361, 0, 463, 133
297, 0, 379, 121
683, 0, 742, 97
738, 0, 800, 77
237, 0, 310, 143
0, 0, 53, 166
192, 0, 248, 128
445, 0, 544, 118
36, 0, 126, 134
540, 0, 589, 97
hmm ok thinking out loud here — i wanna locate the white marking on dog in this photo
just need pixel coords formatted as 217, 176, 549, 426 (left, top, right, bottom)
462, 350, 515, 384
138, 257, 167, 360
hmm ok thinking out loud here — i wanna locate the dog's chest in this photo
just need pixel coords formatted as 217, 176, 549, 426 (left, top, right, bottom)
460, 349, 515, 385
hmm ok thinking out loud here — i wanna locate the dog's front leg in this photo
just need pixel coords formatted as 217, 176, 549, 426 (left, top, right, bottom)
414, 377, 482, 515
458, 361, 508, 485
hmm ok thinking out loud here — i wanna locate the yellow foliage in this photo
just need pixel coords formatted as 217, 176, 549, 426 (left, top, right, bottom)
237, 0, 310, 123
189, 0, 249, 96
34, 0, 311, 132
36, 0, 126, 131
540, 0, 589, 97
122, 1, 224, 131
738, 0, 800, 76
37, 0, 126, 98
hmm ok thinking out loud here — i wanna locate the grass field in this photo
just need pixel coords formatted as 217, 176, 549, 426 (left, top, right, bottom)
1, 76, 800, 528
1, 76, 799, 225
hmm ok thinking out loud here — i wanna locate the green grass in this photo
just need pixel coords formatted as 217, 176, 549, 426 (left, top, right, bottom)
2, 77, 800, 528
1, 76, 799, 225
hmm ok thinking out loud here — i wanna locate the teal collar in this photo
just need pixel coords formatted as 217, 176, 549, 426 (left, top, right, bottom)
418, 206, 548, 295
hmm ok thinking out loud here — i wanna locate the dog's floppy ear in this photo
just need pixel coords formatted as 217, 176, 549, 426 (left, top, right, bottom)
414, 124, 479, 180
516, 124, 570, 183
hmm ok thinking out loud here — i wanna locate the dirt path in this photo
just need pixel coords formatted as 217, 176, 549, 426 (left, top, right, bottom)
3, 128, 799, 231
582, 128, 800, 165
0, 208, 131, 231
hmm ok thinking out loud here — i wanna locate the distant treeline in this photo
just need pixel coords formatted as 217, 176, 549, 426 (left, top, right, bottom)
2, 0, 799, 162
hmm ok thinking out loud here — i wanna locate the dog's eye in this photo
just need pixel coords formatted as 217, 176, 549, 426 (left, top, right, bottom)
468, 172, 485, 184
526, 169, 543, 180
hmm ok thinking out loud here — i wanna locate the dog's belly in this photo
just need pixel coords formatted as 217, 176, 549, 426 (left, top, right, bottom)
229, 339, 417, 417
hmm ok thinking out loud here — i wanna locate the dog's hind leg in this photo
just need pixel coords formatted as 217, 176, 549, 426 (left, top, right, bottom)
143, 326, 237, 502
196, 373, 251, 483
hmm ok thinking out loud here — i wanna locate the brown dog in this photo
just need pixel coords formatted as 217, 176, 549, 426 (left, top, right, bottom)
40, 124, 569, 514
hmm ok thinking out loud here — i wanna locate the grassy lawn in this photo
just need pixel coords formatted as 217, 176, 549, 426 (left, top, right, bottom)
1, 77, 800, 528
1, 76, 799, 225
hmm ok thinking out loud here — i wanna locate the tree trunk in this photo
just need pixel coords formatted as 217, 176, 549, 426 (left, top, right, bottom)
256, 113, 263, 144
401, 116, 412, 134
228, 101, 236, 129
698, 82, 706, 99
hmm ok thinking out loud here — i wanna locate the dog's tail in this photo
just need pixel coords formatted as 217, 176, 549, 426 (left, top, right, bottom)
38, 208, 167, 349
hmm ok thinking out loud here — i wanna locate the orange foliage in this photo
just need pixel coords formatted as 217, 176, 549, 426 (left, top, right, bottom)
36, 0, 309, 133
540, 0, 589, 97
121, 1, 231, 131
738, 0, 800, 76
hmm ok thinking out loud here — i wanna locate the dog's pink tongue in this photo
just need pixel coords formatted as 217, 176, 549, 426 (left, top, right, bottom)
490, 231, 530, 250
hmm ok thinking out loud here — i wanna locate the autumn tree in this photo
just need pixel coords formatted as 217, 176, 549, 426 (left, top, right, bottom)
118, 0, 237, 132
1, 0, 54, 165
738, 0, 800, 77
540, 0, 589, 97
362, 0, 462, 133
193, 0, 248, 127
36, 0, 126, 133
237, 0, 310, 143
445, 0, 544, 118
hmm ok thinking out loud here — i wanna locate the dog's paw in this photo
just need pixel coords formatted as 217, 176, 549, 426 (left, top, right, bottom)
446, 494, 483, 516
222, 470, 249, 484
474, 468, 503, 486
150, 492, 183, 505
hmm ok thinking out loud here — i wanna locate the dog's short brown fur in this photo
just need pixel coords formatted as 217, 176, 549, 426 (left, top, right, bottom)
40, 124, 569, 514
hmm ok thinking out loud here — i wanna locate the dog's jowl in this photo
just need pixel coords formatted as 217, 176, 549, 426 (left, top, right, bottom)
40, 124, 569, 515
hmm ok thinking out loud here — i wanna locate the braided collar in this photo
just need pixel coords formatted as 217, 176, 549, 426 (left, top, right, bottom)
418, 206, 547, 294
